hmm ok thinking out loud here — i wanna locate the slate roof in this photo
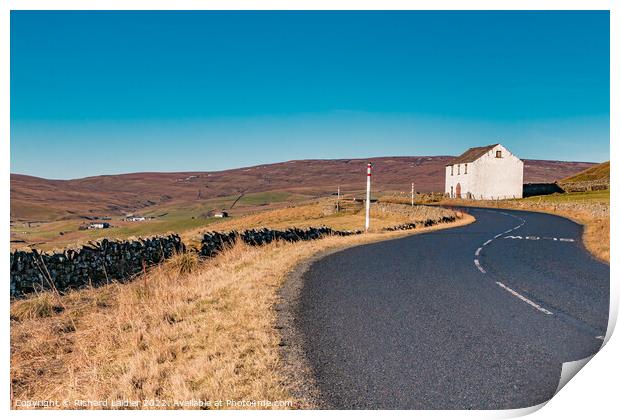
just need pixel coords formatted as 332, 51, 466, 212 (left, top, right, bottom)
447, 144, 499, 166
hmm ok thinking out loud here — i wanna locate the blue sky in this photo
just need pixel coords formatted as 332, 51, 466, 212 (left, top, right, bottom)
11, 11, 609, 179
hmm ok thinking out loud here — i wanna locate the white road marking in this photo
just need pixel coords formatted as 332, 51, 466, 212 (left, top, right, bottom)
495, 281, 553, 315
471, 210, 558, 317
503, 236, 575, 242
473, 210, 526, 275
595, 336, 605, 341
474, 259, 486, 273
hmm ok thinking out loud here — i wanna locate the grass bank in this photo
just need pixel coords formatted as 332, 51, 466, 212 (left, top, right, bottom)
183, 200, 453, 248
11, 211, 473, 410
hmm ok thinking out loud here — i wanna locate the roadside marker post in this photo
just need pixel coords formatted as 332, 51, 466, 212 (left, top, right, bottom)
411, 182, 415, 206
365, 162, 372, 231
337, 186, 340, 212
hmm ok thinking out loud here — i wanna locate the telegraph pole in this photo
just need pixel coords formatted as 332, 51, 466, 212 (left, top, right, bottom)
411, 182, 415, 206
365, 162, 372, 231
337, 186, 340, 212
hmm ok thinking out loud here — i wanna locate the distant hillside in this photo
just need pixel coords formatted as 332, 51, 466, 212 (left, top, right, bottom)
11, 156, 596, 221
562, 161, 609, 183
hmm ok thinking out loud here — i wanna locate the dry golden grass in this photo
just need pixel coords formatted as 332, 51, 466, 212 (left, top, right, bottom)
11, 212, 473, 410
185, 199, 456, 245
443, 194, 609, 263
378, 192, 445, 205
562, 161, 609, 183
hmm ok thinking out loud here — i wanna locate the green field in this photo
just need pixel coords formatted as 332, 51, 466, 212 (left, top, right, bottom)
10, 190, 313, 251
520, 189, 609, 204
236, 191, 302, 206
10, 216, 220, 251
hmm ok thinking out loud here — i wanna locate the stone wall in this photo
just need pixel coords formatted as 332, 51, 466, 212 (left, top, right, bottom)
382, 215, 456, 231
199, 227, 361, 257
10, 235, 184, 298
11, 212, 460, 298
559, 180, 610, 193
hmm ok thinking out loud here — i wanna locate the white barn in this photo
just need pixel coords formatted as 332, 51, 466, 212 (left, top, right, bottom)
445, 144, 523, 200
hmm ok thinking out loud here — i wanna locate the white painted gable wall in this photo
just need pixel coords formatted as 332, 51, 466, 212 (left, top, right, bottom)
444, 144, 523, 200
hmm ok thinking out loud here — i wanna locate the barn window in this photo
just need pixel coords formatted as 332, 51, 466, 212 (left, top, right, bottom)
457, 165, 460, 175
451, 166, 454, 176
496, 150, 502, 158
464, 163, 468, 174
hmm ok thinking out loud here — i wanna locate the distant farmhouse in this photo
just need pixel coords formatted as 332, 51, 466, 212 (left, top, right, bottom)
445, 144, 523, 200
214, 211, 229, 218
88, 222, 110, 229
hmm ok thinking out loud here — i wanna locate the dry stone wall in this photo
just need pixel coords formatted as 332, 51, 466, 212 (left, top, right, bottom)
559, 180, 610, 193
10, 235, 184, 298
11, 211, 459, 298
199, 227, 361, 257
382, 215, 456, 231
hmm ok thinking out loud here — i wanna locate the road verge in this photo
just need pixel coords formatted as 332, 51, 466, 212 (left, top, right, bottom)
11, 212, 473, 409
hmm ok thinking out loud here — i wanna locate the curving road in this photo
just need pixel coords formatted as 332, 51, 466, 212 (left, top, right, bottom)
296, 208, 609, 409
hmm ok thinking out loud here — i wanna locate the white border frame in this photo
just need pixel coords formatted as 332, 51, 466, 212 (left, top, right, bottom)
2, 2, 616, 419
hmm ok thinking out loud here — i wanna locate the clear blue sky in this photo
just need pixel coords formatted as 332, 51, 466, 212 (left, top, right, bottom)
11, 11, 609, 179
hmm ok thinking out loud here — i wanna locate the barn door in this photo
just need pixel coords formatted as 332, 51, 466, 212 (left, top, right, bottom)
456, 183, 462, 199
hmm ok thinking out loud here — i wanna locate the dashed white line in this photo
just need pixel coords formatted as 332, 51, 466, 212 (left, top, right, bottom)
471, 210, 553, 316
503, 236, 576, 242
473, 211, 525, 274
474, 259, 486, 273
595, 335, 605, 341
470, 211, 559, 317
495, 281, 553, 315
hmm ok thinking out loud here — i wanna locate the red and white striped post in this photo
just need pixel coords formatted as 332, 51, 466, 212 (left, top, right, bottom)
365, 162, 372, 231
337, 186, 340, 212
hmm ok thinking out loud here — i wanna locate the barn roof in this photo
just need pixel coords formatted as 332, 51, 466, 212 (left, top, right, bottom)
447, 144, 499, 166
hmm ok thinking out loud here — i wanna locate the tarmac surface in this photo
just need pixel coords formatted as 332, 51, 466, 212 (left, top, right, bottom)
297, 207, 609, 409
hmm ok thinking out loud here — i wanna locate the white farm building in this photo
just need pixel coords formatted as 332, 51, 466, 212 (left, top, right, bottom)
445, 144, 523, 200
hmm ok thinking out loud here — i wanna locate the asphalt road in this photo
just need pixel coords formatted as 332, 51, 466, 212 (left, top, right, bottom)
297, 208, 609, 409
